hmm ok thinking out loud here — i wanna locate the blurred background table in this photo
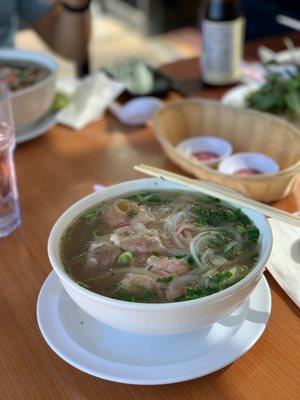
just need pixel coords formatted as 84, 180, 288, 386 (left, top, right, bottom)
1, 33, 300, 399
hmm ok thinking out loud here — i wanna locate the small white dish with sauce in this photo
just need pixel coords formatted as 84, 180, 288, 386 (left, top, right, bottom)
109, 96, 163, 126
176, 136, 233, 167
218, 152, 279, 177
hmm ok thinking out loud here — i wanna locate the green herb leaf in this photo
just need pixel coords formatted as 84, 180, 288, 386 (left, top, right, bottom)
127, 209, 138, 218
141, 289, 156, 302
242, 225, 260, 250
176, 285, 219, 301
156, 274, 176, 284
194, 209, 228, 227
186, 255, 198, 270
209, 271, 233, 285
247, 68, 300, 118
92, 230, 100, 239
82, 208, 101, 224
251, 252, 259, 263
76, 252, 86, 261
116, 291, 136, 302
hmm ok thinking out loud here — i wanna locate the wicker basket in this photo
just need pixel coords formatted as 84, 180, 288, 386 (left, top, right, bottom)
152, 98, 300, 203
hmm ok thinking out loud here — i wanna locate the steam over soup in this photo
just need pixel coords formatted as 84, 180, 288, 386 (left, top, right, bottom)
60, 191, 261, 303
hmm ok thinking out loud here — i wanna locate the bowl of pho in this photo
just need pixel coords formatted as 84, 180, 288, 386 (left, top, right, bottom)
0, 49, 57, 130
48, 178, 272, 335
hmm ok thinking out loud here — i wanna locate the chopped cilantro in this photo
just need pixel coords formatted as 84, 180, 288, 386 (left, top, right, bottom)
144, 194, 160, 203
176, 285, 219, 301
127, 209, 138, 218
126, 192, 161, 204
76, 252, 86, 261
82, 208, 101, 224
186, 255, 198, 270
242, 225, 260, 250
92, 229, 100, 239
227, 208, 251, 226
63, 226, 73, 237
196, 195, 221, 204
194, 209, 228, 227
251, 252, 259, 262
141, 289, 156, 302
209, 271, 233, 285
157, 275, 176, 284
236, 223, 246, 234
116, 291, 136, 302
126, 192, 152, 202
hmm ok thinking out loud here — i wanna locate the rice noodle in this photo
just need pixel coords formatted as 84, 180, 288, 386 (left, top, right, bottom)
189, 227, 242, 273
161, 210, 199, 253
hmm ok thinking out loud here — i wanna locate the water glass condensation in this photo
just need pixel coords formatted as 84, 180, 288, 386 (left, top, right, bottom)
0, 82, 21, 237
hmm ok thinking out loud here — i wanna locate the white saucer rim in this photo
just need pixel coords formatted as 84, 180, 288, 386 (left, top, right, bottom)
37, 272, 271, 385
16, 111, 57, 144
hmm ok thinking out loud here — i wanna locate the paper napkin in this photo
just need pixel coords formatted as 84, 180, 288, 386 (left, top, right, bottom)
57, 72, 124, 130
267, 214, 300, 308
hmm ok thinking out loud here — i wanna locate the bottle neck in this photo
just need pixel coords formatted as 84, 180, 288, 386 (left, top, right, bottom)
204, 0, 242, 21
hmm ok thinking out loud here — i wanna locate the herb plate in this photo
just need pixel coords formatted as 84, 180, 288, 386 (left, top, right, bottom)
221, 84, 261, 109
221, 84, 300, 127
37, 272, 271, 385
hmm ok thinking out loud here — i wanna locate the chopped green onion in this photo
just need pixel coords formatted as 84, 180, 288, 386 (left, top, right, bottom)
209, 271, 233, 285
127, 209, 138, 218
156, 274, 176, 284
117, 251, 133, 265
92, 230, 99, 239
186, 255, 198, 270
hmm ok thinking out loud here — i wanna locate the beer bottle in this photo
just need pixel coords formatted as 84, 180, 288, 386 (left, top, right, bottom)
201, 0, 245, 85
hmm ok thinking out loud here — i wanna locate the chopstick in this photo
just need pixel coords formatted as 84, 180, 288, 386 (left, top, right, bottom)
276, 15, 300, 31
134, 164, 300, 228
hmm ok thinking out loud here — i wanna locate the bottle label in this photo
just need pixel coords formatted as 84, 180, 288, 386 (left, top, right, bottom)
201, 17, 244, 85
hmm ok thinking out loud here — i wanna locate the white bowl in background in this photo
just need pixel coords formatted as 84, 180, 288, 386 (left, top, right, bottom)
176, 136, 233, 167
0, 49, 57, 130
109, 96, 163, 126
218, 152, 279, 176
48, 178, 272, 335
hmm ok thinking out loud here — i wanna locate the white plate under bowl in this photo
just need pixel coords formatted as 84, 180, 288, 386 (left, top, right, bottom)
16, 110, 57, 144
37, 272, 271, 385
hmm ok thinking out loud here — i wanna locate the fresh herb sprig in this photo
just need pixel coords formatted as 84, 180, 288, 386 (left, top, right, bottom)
247, 67, 300, 118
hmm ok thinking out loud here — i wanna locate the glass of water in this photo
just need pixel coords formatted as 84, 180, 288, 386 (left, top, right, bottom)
0, 82, 21, 237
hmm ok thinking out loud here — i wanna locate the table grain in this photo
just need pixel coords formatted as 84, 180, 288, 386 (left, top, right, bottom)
1, 33, 300, 400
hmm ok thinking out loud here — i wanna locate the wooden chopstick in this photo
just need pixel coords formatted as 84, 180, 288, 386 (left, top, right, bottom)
134, 164, 300, 228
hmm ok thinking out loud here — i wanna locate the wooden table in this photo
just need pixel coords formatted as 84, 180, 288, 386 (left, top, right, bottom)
1, 33, 300, 400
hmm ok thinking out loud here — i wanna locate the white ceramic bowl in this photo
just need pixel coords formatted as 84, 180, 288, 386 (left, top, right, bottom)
48, 178, 272, 335
109, 96, 163, 126
218, 152, 279, 176
176, 136, 233, 167
0, 49, 57, 129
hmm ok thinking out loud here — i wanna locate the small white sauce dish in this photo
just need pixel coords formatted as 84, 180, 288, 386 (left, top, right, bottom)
109, 96, 163, 126
218, 152, 279, 177
176, 136, 233, 167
